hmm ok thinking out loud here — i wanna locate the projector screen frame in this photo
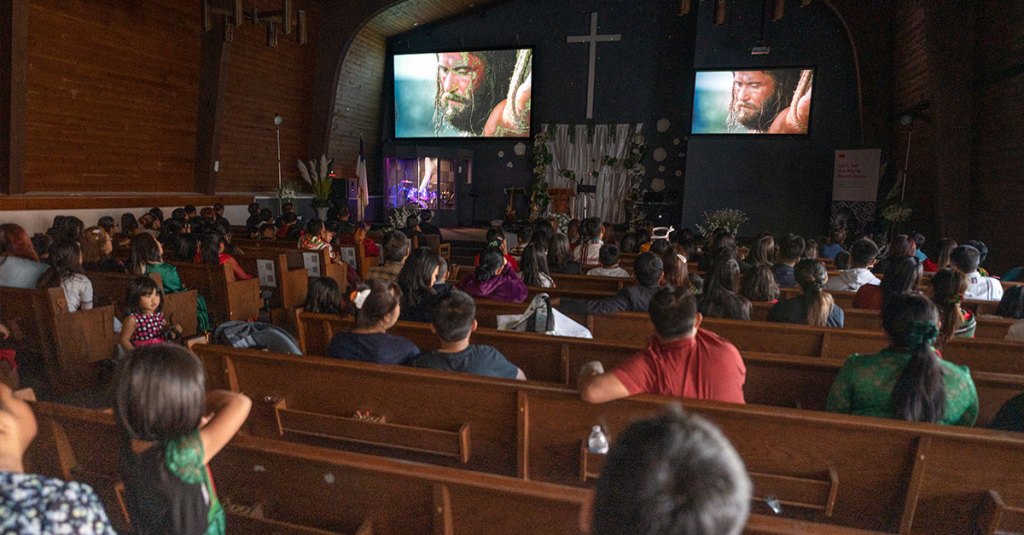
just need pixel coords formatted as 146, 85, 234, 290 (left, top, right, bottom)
392, 47, 535, 140
688, 65, 817, 137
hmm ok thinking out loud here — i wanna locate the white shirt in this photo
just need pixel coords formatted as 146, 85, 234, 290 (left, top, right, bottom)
61, 273, 94, 311
823, 268, 881, 292
963, 271, 1003, 302
587, 266, 631, 279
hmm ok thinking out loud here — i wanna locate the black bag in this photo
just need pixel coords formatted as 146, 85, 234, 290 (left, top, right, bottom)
213, 321, 302, 355
524, 294, 555, 334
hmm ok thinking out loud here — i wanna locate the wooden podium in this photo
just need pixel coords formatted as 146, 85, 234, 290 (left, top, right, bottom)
548, 188, 575, 215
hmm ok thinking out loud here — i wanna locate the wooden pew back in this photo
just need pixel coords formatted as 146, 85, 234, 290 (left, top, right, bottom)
26, 401, 589, 535
0, 286, 117, 392
170, 261, 262, 326
86, 270, 200, 337
195, 345, 1024, 534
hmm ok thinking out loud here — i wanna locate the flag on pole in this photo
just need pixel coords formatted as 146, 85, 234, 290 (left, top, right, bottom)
355, 137, 368, 222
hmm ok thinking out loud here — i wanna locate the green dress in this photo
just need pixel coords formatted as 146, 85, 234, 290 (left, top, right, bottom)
146, 262, 210, 333
165, 431, 225, 535
826, 349, 979, 426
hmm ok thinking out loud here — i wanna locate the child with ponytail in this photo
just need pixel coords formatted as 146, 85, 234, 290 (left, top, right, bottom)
826, 293, 978, 425
929, 268, 976, 345
767, 259, 844, 327
325, 279, 419, 365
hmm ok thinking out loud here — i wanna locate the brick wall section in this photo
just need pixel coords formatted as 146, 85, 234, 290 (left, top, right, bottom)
328, 26, 386, 179
23, 0, 201, 192
971, 2, 1024, 274
216, 0, 320, 193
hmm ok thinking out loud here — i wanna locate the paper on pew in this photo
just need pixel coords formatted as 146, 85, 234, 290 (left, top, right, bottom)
496, 294, 593, 339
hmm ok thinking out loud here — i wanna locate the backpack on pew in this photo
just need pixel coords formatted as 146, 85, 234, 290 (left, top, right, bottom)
497, 293, 593, 339
212, 321, 302, 355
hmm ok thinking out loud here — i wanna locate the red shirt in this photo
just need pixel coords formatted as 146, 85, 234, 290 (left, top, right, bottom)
611, 330, 746, 403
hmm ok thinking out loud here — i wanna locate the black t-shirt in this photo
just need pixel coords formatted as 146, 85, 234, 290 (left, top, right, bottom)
766, 297, 845, 327
326, 332, 420, 365
410, 344, 519, 379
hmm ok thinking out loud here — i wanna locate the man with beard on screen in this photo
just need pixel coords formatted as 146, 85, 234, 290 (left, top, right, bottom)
434, 51, 520, 136
728, 69, 813, 134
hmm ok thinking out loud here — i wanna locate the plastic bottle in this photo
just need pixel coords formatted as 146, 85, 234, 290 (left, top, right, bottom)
588, 425, 609, 454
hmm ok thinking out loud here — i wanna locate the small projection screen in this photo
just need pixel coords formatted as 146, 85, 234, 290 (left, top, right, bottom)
690, 68, 814, 135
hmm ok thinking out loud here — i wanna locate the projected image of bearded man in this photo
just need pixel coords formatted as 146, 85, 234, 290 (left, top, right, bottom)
727, 70, 813, 134
434, 51, 516, 136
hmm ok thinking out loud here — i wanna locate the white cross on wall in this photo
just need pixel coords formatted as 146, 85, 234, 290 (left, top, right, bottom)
567, 12, 621, 120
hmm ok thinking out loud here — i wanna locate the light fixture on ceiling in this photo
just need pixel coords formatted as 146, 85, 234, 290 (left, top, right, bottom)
202, 0, 307, 47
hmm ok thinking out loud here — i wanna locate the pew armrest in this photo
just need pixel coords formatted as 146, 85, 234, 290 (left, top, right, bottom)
225, 510, 351, 534
977, 490, 1024, 535
273, 399, 471, 463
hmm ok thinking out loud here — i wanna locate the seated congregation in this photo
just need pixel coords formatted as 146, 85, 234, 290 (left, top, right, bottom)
2, 205, 1023, 534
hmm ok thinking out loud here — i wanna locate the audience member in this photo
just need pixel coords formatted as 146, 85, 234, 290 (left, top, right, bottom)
128, 233, 210, 333
826, 293, 978, 425
519, 242, 554, 288
0, 383, 118, 533
740, 263, 779, 303
410, 290, 526, 380
367, 231, 411, 283
834, 250, 851, 270
303, 277, 343, 315
824, 238, 879, 291
820, 226, 847, 260
854, 256, 922, 310
578, 287, 745, 404
590, 404, 751, 535
200, 232, 253, 280
698, 254, 752, 320
988, 393, 1024, 433
37, 239, 94, 312
587, 244, 629, 278
951, 245, 1003, 301
0, 224, 48, 289
547, 233, 582, 275
873, 234, 917, 275
326, 280, 419, 364
80, 226, 127, 273
559, 252, 663, 315
115, 344, 251, 535
772, 234, 804, 288
119, 276, 180, 350
930, 269, 975, 344
474, 228, 520, 272
995, 286, 1024, 319
458, 247, 528, 303
276, 212, 301, 241
929, 238, 957, 273
964, 240, 991, 276
397, 248, 448, 322
576, 217, 604, 265
418, 209, 442, 238
97, 215, 118, 237
299, 219, 340, 264
661, 251, 693, 292
768, 259, 844, 327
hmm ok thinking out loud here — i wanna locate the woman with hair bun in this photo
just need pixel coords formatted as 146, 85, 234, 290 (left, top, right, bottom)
826, 293, 977, 425
767, 259, 844, 327
325, 279, 419, 364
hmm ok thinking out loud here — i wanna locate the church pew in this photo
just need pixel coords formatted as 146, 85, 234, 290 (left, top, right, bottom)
234, 240, 348, 291
25, 401, 590, 535
86, 270, 200, 337
233, 249, 309, 311
169, 261, 262, 326
0, 287, 117, 392
292, 313, 1023, 426
193, 345, 1024, 534
460, 299, 1024, 378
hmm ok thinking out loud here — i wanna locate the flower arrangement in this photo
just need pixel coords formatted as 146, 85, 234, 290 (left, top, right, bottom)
276, 181, 298, 205
695, 208, 749, 240
388, 203, 423, 231
552, 212, 572, 234
620, 131, 647, 226
297, 154, 334, 208
530, 131, 553, 219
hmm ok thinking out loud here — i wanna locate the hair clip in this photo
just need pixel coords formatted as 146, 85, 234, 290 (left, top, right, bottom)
351, 289, 371, 309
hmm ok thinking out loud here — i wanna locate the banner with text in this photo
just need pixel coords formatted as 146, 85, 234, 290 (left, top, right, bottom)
831, 149, 881, 235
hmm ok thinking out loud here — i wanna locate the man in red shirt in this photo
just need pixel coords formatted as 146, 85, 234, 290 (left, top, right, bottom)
578, 287, 746, 404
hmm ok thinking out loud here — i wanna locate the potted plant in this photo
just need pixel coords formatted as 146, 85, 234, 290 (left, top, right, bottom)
696, 208, 749, 242
298, 154, 333, 220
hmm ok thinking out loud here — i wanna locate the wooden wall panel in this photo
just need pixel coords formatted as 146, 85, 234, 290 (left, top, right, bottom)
971, 1, 1024, 274
329, 26, 385, 179
23, 0, 201, 193
215, 1, 319, 194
